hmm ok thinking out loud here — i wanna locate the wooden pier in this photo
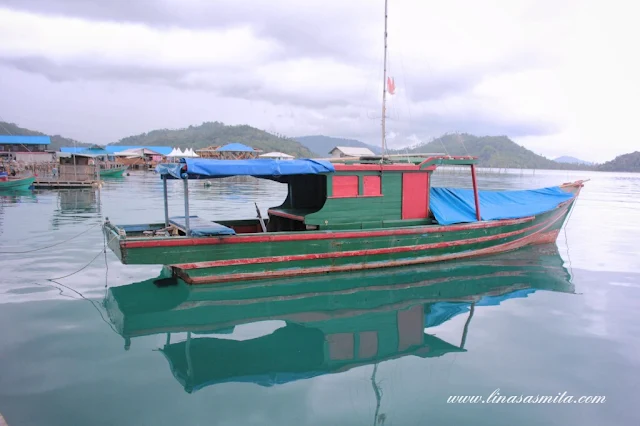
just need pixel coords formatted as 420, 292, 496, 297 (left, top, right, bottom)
34, 156, 102, 189
33, 178, 102, 189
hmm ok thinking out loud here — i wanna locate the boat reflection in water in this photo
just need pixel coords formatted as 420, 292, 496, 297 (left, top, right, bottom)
105, 244, 574, 394
51, 189, 100, 228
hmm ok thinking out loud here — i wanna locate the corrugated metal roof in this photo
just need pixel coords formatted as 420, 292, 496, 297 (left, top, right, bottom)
329, 146, 375, 156
0, 135, 51, 145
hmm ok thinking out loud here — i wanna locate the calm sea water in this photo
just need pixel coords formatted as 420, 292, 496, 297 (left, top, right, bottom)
0, 168, 638, 426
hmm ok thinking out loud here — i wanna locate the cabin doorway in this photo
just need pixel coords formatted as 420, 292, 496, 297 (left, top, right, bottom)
401, 173, 429, 219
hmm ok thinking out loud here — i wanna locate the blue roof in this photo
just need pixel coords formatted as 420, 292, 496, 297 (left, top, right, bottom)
216, 143, 255, 152
0, 135, 50, 145
60, 145, 173, 155
156, 158, 335, 180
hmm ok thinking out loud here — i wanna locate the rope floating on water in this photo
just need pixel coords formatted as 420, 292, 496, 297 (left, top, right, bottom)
0, 222, 100, 254
46, 234, 117, 282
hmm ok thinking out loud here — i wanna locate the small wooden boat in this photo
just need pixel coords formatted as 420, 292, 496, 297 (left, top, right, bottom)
99, 163, 128, 177
0, 172, 35, 191
103, 156, 585, 284
104, 245, 574, 392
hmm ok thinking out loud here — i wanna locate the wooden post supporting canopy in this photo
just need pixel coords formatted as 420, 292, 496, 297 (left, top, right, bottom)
183, 176, 190, 236
163, 175, 169, 228
471, 164, 481, 221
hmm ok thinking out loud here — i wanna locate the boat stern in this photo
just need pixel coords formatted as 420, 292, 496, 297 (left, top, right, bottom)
103, 218, 125, 262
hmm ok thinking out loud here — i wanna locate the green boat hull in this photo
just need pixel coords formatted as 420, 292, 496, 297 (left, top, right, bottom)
0, 176, 35, 191
103, 193, 578, 284
100, 165, 128, 177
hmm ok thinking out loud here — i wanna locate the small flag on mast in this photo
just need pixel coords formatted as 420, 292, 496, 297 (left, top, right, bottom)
387, 77, 396, 95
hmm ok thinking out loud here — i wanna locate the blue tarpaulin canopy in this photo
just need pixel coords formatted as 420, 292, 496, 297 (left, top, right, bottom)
429, 186, 574, 225
156, 158, 335, 180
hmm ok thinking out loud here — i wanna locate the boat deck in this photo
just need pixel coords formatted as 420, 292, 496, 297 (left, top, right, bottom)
169, 216, 237, 236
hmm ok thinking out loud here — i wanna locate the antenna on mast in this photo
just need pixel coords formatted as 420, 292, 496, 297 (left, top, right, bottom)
381, 0, 389, 160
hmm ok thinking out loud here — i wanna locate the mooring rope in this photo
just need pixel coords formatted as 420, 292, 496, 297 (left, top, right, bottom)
562, 197, 578, 281
0, 222, 100, 254
43, 279, 118, 334
46, 234, 117, 282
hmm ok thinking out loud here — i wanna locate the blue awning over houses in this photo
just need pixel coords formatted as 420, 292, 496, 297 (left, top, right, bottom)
0, 135, 51, 145
60, 145, 173, 155
216, 143, 255, 152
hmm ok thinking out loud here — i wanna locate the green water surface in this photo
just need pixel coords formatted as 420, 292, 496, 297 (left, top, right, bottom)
0, 169, 638, 426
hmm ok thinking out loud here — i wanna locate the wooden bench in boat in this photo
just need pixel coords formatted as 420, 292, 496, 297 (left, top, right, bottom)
267, 208, 317, 222
169, 216, 236, 236
266, 208, 320, 231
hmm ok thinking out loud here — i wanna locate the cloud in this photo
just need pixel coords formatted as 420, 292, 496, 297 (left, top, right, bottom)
0, 0, 638, 162
0, 0, 380, 62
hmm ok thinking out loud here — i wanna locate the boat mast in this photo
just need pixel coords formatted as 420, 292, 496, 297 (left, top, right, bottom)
381, 0, 388, 158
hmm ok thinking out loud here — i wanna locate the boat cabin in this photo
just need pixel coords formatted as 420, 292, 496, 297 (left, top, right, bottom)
266, 155, 479, 232
152, 154, 480, 237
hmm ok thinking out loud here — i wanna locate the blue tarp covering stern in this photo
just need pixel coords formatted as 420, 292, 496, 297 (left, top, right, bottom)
429, 186, 574, 225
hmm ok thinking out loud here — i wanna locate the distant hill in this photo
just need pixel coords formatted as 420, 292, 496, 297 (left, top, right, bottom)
0, 121, 92, 151
295, 135, 382, 157
112, 121, 313, 157
597, 151, 640, 173
554, 156, 592, 165
389, 133, 595, 170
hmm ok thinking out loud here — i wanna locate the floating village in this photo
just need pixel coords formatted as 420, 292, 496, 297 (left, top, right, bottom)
0, 135, 298, 190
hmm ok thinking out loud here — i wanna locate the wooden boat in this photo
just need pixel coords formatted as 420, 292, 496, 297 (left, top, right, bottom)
103, 156, 585, 284
104, 244, 574, 392
101, 0, 586, 284
0, 172, 35, 190
98, 163, 128, 177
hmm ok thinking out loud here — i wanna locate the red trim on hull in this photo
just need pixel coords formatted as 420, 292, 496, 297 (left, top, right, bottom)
174, 223, 537, 270
178, 206, 569, 284
175, 206, 570, 271
529, 230, 561, 245
122, 216, 536, 249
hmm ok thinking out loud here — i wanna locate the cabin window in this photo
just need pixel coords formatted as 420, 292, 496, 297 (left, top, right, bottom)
332, 175, 359, 198
363, 176, 381, 196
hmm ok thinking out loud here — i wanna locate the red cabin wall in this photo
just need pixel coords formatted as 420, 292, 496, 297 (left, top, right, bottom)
401, 173, 429, 219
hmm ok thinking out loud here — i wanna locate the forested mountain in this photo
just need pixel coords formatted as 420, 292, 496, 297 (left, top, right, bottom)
112, 121, 313, 157
554, 156, 592, 165
295, 135, 382, 156
597, 151, 640, 172
390, 133, 596, 170
3, 120, 639, 172
0, 121, 92, 151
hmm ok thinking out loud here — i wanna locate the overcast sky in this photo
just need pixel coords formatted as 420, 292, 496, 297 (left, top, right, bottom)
0, 0, 637, 162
